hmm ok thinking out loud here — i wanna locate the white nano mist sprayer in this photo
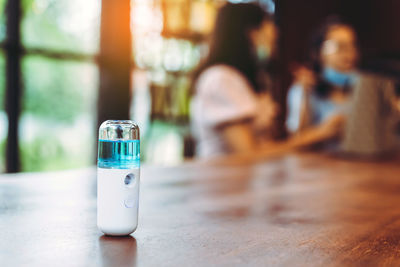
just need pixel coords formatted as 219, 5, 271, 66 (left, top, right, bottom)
97, 120, 140, 236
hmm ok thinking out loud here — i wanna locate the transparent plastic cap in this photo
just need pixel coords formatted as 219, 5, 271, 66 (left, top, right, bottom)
99, 120, 139, 141
98, 120, 140, 169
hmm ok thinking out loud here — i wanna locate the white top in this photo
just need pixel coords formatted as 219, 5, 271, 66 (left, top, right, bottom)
191, 65, 274, 157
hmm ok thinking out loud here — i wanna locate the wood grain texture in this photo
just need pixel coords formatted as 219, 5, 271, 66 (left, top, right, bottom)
1, 152, 400, 266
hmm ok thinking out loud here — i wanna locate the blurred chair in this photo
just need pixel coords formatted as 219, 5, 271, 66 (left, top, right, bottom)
342, 75, 399, 157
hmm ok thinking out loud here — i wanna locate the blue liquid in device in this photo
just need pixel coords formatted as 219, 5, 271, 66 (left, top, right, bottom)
98, 139, 140, 169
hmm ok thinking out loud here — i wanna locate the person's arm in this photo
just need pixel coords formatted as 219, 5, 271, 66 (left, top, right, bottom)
218, 121, 257, 153
287, 85, 313, 134
204, 115, 345, 165
287, 66, 317, 133
298, 89, 312, 131
218, 113, 344, 156
288, 114, 345, 148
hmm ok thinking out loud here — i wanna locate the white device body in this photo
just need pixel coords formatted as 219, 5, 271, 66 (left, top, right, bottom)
97, 168, 140, 236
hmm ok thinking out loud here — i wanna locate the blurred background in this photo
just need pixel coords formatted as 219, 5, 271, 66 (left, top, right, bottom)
1, 0, 399, 173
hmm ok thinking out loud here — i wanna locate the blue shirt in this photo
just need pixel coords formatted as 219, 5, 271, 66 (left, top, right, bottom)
286, 69, 359, 133
286, 84, 348, 133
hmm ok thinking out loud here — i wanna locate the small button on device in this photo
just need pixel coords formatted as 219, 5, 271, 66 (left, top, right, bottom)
124, 173, 135, 187
124, 198, 135, 208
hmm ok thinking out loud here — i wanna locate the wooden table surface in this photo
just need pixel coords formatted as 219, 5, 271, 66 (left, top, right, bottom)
1, 152, 400, 267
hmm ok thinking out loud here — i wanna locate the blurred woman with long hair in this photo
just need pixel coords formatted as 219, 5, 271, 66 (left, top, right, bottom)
286, 16, 398, 151
191, 2, 278, 157
287, 17, 358, 135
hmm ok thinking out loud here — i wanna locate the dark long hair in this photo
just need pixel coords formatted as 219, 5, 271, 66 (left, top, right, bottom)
193, 3, 270, 93
309, 16, 356, 97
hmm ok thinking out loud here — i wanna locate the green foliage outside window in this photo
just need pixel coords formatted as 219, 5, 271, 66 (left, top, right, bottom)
20, 56, 98, 171
21, 0, 100, 54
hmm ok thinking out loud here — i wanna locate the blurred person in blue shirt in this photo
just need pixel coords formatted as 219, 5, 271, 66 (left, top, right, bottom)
286, 17, 398, 150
